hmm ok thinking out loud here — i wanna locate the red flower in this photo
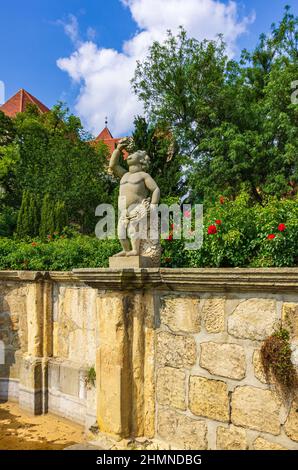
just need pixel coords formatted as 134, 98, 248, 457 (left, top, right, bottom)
267, 234, 276, 240
219, 196, 225, 205
215, 219, 222, 225
31, 242, 38, 247
171, 223, 174, 229
47, 234, 52, 239
277, 223, 286, 232
184, 210, 191, 218
208, 225, 217, 235
167, 234, 173, 241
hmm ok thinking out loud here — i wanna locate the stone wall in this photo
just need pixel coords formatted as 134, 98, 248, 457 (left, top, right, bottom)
0, 268, 297, 449
155, 293, 298, 450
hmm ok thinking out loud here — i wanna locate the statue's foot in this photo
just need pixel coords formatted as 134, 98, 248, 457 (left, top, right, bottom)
126, 250, 139, 256
114, 251, 127, 257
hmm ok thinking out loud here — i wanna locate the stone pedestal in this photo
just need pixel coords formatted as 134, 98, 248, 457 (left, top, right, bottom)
74, 268, 158, 439
96, 291, 155, 438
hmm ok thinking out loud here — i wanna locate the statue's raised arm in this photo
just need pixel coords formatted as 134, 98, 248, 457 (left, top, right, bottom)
108, 138, 128, 178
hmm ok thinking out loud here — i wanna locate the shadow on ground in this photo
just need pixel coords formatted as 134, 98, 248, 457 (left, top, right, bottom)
0, 401, 83, 450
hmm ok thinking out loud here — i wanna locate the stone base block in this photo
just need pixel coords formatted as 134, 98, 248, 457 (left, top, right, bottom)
19, 356, 48, 415
109, 255, 157, 268
19, 386, 43, 414
0, 377, 19, 402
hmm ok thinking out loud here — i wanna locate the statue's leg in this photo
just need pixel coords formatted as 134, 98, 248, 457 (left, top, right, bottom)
126, 219, 141, 256
127, 238, 140, 256
114, 217, 131, 257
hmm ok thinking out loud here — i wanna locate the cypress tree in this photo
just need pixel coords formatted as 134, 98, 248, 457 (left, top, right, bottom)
16, 191, 29, 238
54, 201, 68, 234
39, 194, 55, 239
29, 193, 40, 237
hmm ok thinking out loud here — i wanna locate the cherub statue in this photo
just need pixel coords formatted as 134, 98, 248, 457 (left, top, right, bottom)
109, 138, 160, 260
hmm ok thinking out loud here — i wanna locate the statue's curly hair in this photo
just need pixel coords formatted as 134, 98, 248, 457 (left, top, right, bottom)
137, 150, 151, 170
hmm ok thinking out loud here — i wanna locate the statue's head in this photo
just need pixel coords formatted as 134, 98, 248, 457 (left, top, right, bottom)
127, 150, 150, 170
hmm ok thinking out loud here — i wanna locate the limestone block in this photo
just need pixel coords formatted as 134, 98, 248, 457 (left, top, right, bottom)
1, 286, 27, 352
26, 283, 43, 357
216, 425, 248, 450
200, 342, 246, 380
157, 408, 207, 450
231, 386, 281, 435
189, 376, 229, 422
284, 399, 298, 442
19, 356, 46, 414
0, 348, 21, 379
157, 331, 196, 369
282, 303, 298, 341
160, 295, 200, 333
253, 350, 270, 384
60, 363, 79, 397
48, 360, 60, 391
156, 367, 186, 410
253, 437, 287, 450
228, 299, 277, 340
202, 298, 225, 333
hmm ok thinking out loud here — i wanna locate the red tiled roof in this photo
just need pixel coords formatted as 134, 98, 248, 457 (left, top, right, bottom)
0, 89, 49, 118
95, 126, 128, 159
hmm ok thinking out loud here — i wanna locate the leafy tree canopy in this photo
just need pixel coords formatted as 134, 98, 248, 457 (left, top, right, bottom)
132, 7, 298, 203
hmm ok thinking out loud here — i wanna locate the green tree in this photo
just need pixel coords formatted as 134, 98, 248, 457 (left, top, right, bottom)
132, 116, 183, 198
39, 193, 55, 239
54, 201, 68, 233
132, 8, 298, 203
0, 111, 15, 146
16, 191, 39, 238
13, 103, 112, 233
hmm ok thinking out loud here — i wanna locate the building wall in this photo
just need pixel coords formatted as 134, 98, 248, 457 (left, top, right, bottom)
0, 269, 297, 449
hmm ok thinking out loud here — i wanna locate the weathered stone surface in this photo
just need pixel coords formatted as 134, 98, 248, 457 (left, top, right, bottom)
282, 303, 298, 340
158, 408, 207, 450
60, 363, 80, 397
1, 286, 27, 352
202, 298, 225, 333
156, 367, 186, 410
231, 386, 281, 435
253, 437, 287, 450
56, 287, 97, 363
189, 376, 229, 422
157, 331, 196, 368
216, 425, 248, 450
26, 283, 43, 356
160, 296, 200, 333
284, 399, 298, 442
200, 342, 246, 380
253, 350, 270, 384
228, 299, 277, 340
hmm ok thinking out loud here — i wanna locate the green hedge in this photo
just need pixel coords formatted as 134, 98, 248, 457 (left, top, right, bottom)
0, 236, 120, 271
0, 194, 297, 270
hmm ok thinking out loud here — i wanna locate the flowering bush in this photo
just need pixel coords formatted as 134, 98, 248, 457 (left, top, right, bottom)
162, 192, 298, 268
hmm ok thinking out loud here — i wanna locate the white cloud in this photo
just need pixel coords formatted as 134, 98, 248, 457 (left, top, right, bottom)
57, 0, 255, 136
57, 14, 81, 48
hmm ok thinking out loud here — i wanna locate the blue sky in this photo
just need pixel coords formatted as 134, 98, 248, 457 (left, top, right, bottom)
0, 0, 297, 136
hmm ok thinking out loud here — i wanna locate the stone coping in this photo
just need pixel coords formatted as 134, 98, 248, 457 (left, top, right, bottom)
0, 268, 297, 292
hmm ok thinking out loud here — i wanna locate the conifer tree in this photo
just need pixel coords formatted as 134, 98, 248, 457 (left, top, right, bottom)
39, 193, 55, 239
54, 201, 68, 234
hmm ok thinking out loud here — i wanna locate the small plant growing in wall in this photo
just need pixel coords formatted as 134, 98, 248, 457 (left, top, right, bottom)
85, 366, 96, 389
261, 327, 298, 401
